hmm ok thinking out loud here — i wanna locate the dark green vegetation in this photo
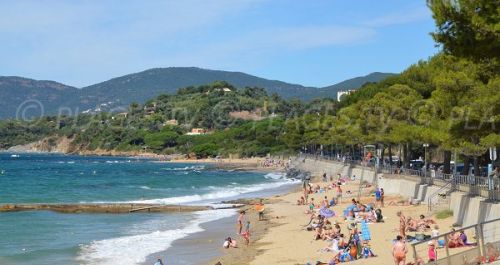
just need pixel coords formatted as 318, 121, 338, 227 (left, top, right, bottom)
0, 69, 392, 119
0, 82, 338, 158
1, 1, 498, 172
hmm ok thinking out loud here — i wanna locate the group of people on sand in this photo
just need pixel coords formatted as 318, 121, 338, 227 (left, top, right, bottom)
260, 158, 288, 168
301, 173, 357, 207
222, 199, 265, 250
300, 175, 382, 264
396, 211, 438, 238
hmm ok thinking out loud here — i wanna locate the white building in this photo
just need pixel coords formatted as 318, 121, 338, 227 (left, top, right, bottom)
337, 90, 355, 101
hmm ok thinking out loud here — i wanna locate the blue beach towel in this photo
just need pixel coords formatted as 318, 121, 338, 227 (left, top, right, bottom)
361, 220, 371, 241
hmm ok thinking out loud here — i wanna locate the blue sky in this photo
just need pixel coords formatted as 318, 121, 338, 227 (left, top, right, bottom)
0, 0, 439, 88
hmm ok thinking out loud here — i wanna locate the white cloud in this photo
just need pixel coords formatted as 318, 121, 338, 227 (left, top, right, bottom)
0, 0, 259, 86
362, 6, 431, 27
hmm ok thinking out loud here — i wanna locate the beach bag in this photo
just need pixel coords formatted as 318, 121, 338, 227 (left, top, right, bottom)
375, 209, 383, 222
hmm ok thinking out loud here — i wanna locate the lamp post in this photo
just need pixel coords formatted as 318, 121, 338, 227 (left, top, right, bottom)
423, 143, 429, 177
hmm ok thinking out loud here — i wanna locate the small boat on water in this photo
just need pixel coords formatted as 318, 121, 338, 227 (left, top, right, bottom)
10, 154, 20, 158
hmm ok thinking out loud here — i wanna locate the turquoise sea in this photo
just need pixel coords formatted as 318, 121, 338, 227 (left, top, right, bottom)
0, 153, 298, 265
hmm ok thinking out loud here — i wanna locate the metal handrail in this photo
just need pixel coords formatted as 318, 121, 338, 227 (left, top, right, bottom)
411, 217, 500, 264
427, 180, 454, 212
298, 153, 499, 201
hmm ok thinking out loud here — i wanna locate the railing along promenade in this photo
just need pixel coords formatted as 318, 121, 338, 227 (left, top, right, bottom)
298, 153, 500, 202
410, 217, 500, 265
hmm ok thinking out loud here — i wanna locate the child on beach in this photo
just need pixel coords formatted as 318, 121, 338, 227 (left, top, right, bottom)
427, 241, 437, 262
242, 221, 251, 245
297, 196, 306, 205
361, 242, 376, 258
223, 237, 237, 248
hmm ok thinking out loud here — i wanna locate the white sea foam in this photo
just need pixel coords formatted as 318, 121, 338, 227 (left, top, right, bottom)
77, 209, 235, 265
264, 172, 286, 180
160, 165, 205, 171
139, 186, 152, 190
127, 178, 299, 205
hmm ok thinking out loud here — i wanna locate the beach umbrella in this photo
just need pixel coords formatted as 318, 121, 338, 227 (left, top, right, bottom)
319, 207, 335, 218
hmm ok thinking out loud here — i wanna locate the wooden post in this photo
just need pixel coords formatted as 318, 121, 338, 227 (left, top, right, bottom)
444, 236, 451, 265
411, 243, 417, 263
477, 223, 485, 257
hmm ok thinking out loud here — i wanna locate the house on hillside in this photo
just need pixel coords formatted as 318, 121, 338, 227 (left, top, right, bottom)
186, 128, 206, 135
337, 90, 355, 101
164, 119, 178, 126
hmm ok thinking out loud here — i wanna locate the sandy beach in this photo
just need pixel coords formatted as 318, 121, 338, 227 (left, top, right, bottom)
207, 175, 459, 265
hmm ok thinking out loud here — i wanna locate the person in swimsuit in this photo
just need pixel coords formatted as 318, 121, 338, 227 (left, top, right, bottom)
237, 210, 246, 234
336, 185, 343, 204
427, 241, 437, 262
242, 221, 251, 245
397, 211, 407, 238
255, 199, 265, 221
380, 188, 385, 207
392, 235, 407, 265
323, 196, 330, 208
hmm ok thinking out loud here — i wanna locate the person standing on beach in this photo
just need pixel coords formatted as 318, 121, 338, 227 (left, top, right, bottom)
380, 188, 385, 207
392, 235, 407, 265
242, 221, 251, 245
237, 210, 246, 234
397, 211, 407, 238
427, 241, 437, 262
336, 185, 343, 204
255, 199, 265, 221
375, 188, 382, 207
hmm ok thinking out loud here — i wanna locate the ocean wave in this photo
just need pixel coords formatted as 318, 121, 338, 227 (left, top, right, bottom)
139, 186, 151, 190
160, 165, 206, 171
77, 209, 235, 265
264, 172, 285, 180
127, 178, 300, 205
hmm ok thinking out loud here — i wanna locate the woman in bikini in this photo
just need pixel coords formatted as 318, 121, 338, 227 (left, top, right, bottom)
237, 210, 245, 235
392, 235, 407, 265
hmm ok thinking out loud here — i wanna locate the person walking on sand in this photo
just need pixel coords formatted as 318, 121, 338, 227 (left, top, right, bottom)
237, 210, 246, 234
392, 235, 407, 265
255, 199, 265, 221
397, 211, 407, 238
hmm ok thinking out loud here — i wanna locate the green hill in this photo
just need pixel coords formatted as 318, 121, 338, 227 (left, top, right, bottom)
0, 68, 394, 119
319, 72, 396, 96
